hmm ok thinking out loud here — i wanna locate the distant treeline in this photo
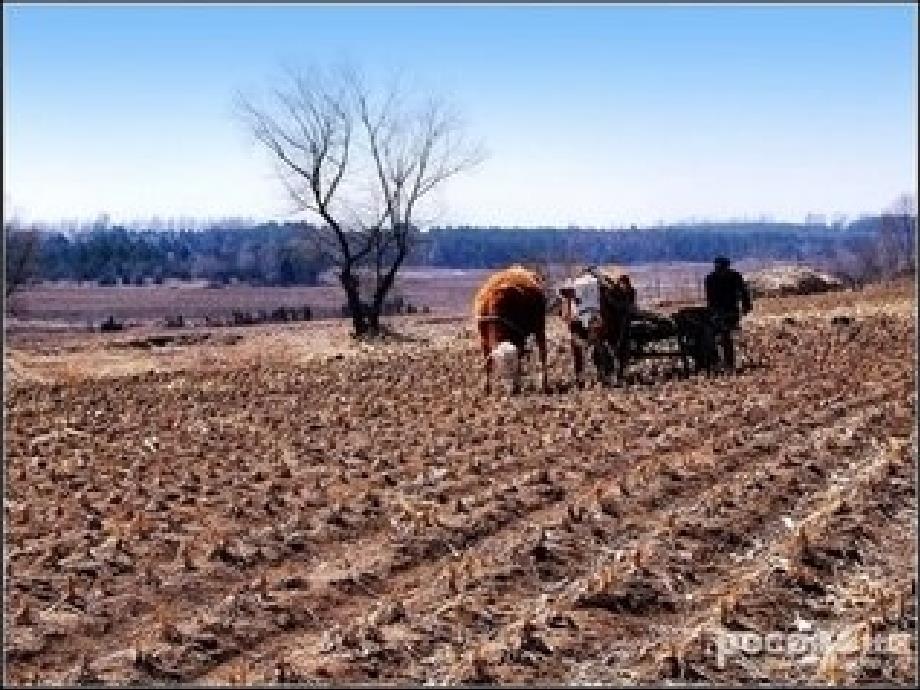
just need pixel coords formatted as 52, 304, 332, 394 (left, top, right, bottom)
12, 215, 916, 286
34, 224, 326, 286
422, 219, 886, 268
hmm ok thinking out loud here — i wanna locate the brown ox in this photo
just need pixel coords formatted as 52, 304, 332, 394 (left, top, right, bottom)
473, 266, 548, 394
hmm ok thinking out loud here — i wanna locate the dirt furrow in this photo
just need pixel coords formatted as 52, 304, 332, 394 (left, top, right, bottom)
195, 382, 907, 683
625, 435, 916, 684
4, 297, 915, 685
424, 399, 911, 684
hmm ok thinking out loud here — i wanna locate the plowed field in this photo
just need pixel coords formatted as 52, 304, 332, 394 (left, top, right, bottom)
3, 282, 916, 685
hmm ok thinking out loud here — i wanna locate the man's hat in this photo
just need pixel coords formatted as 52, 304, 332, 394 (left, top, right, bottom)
714, 256, 730, 268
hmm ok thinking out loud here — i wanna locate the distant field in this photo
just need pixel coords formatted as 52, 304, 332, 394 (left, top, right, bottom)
8, 260, 786, 327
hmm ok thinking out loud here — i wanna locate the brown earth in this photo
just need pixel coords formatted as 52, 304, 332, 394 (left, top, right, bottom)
3, 280, 916, 685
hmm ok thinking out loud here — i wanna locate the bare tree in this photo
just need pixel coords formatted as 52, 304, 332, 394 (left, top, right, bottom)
877, 193, 917, 278
830, 194, 917, 285
4, 213, 40, 309
238, 67, 484, 335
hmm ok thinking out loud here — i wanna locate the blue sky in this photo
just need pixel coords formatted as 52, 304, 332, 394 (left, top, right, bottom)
3, 3, 917, 227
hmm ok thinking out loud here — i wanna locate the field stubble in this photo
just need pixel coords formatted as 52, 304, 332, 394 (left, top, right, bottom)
3, 282, 917, 685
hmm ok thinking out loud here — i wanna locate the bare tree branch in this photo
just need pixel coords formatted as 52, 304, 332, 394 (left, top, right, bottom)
238, 65, 485, 334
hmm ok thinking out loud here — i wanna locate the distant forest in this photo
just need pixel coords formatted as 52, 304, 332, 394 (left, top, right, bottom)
6, 215, 916, 288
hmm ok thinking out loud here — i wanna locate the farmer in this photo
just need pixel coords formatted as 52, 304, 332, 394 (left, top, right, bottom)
704, 256, 752, 371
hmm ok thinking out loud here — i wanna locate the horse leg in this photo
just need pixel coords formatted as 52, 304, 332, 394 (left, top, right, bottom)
478, 325, 493, 394
538, 333, 549, 393
592, 344, 606, 386
572, 339, 584, 388
513, 349, 522, 395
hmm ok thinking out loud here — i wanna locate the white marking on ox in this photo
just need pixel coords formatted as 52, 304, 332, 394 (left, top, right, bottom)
572, 274, 602, 329
489, 340, 521, 390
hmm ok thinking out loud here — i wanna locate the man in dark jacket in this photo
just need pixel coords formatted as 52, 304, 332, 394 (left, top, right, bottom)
704, 256, 752, 370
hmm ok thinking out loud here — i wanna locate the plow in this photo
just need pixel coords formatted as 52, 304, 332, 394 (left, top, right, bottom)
560, 268, 723, 385
591, 305, 720, 383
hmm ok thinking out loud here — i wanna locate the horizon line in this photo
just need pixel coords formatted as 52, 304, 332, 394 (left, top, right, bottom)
8, 210, 913, 232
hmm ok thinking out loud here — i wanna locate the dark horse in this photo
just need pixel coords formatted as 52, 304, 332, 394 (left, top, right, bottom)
558, 268, 634, 385
559, 268, 718, 385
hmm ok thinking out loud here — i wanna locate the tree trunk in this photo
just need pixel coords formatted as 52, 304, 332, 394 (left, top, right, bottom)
367, 307, 381, 335
367, 247, 408, 336
340, 271, 368, 335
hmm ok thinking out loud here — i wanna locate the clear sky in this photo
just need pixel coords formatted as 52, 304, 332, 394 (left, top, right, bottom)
3, 2, 917, 227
